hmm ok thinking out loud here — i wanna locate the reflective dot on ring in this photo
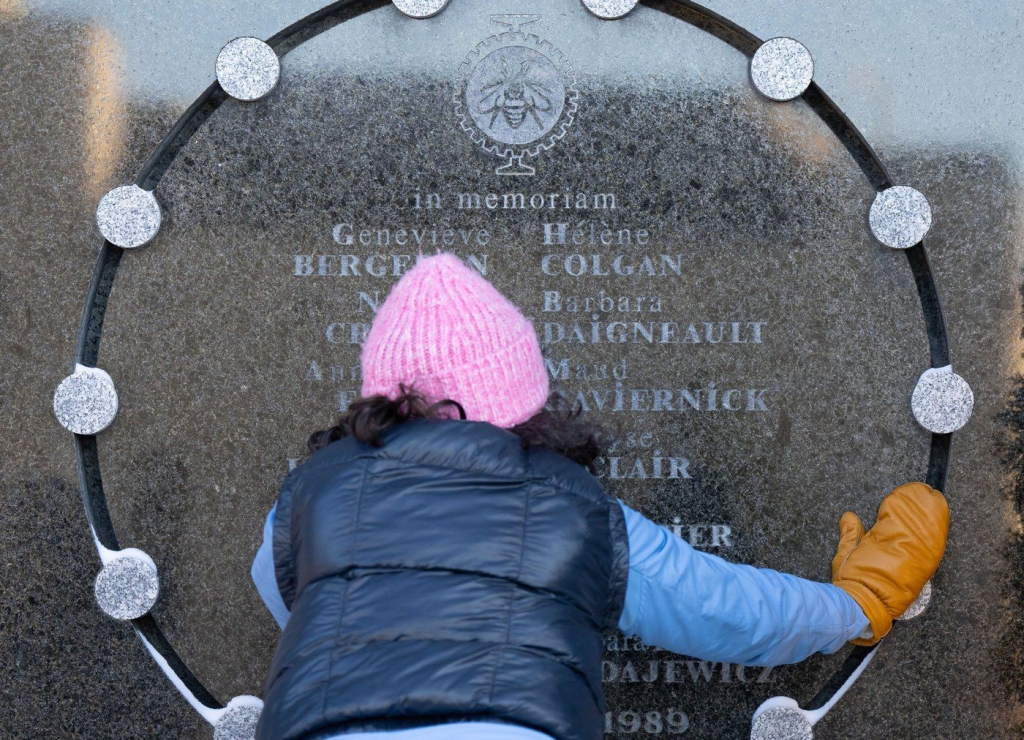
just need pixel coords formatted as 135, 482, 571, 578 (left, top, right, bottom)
869, 185, 933, 249
216, 37, 280, 101
581, 0, 639, 20
911, 366, 974, 434
751, 707, 814, 740
96, 185, 161, 249
53, 366, 118, 435
214, 699, 263, 740
392, 0, 449, 19
750, 37, 814, 101
94, 555, 159, 621
897, 580, 933, 621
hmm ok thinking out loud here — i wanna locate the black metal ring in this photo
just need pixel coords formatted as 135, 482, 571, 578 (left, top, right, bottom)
72, 0, 954, 726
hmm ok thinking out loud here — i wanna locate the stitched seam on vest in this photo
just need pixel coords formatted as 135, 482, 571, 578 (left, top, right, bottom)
603, 502, 630, 630
488, 478, 531, 705
604, 504, 619, 629
489, 642, 606, 720
299, 566, 604, 639
295, 421, 609, 504
298, 447, 607, 511
275, 473, 299, 609
288, 646, 598, 740
306, 435, 597, 501
533, 644, 605, 715
274, 612, 600, 720
292, 452, 378, 482
273, 641, 603, 717
539, 478, 617, 517
279, 620, 600, 685
317, 459, 370, 721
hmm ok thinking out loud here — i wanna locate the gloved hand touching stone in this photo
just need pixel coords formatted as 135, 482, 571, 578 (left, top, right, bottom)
831, 482, 950, 646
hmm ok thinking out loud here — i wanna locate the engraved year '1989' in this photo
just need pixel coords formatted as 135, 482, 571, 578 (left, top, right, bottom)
604, 709, 689, 734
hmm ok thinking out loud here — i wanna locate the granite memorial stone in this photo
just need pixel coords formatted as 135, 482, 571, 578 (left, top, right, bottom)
3, 0, 1023, 738
87, 1, 958, 734
52, 364, 119, 435
94, 184, 163, 249
93, 551, 160, 621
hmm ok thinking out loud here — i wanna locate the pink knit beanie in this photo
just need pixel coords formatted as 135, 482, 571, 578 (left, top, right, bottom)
360, 251, 550, 429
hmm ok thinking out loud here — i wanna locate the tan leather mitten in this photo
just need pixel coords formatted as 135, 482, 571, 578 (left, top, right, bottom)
831, 482, 950, 646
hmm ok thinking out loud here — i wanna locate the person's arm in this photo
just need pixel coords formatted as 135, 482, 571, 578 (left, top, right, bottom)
251, 502, 291, 629
615, 499, 870, 667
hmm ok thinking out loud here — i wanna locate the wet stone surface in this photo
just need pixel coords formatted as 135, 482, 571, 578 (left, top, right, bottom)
2, 0, 1023, 738
101, 1, 930, 734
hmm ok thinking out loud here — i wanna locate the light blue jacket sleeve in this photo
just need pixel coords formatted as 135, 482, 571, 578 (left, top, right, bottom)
615, 499, 870, 667
251, 503, 290, 630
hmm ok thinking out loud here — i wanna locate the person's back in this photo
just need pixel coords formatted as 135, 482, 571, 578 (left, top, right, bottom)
251, 250, 950, 740
259, 417, 627, 740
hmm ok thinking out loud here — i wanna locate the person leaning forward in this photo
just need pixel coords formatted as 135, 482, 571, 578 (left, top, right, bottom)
250, 251, 949, 740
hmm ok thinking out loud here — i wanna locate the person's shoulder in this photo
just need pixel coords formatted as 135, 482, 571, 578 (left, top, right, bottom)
288, 431, 377, 479
377, 419, 607, 502
295, 418, 614, 506
373, 417, 529, 478
524, 441, 611, 504
288, 418, 521, 477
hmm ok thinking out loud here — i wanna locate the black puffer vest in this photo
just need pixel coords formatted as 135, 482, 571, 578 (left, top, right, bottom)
256, 417, 629, 740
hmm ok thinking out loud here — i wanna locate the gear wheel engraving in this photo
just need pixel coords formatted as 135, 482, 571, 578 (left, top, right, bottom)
455, 15, 579, 176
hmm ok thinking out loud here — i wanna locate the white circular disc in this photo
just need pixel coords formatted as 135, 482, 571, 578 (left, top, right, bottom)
214, 698, 263, 740
751, 706, 814, 740
750, 37, 814, 101
96, 185, 161, 249
392, 0, 449, 19
912, 367, 974, 434
53, 366, 119, 435
581, 0, 639, 19
94, 555, 159, 620
216, 37, 280, 101
897, 580, 933, 621
870, 185, 933, 249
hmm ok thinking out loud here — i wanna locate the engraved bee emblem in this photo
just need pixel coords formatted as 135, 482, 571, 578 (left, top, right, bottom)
456, 15, 578, 176
476, 55, 560, 133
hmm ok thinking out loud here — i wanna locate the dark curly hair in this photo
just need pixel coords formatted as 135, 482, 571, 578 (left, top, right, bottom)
306, 382, 620, 476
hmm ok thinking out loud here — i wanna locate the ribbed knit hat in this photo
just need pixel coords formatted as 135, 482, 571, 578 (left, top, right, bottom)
360, 251, 550, 428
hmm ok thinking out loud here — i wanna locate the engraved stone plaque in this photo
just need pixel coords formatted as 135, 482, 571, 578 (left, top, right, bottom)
9, 0, 1020, 738
98, 3, 931, 735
